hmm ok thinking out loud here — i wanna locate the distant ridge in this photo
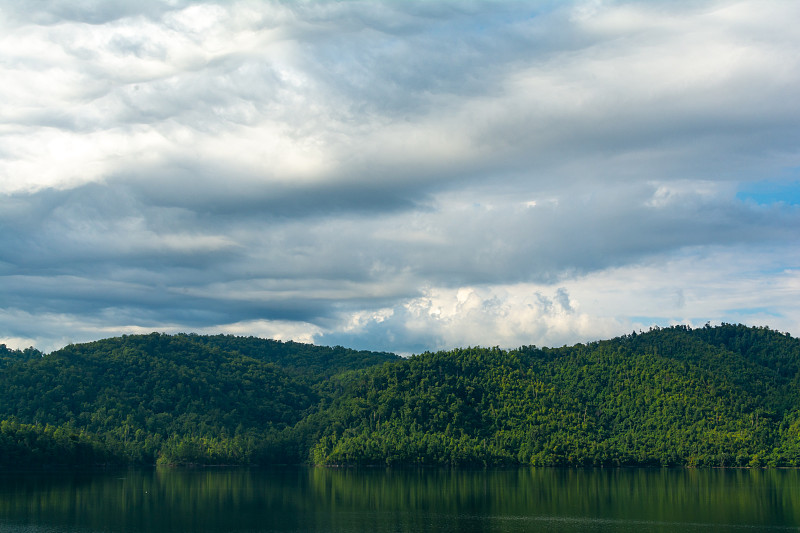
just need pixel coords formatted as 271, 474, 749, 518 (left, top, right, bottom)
1, 325, 799, 467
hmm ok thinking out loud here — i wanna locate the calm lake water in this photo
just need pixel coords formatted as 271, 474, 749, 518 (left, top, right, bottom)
0, 467, 798, 533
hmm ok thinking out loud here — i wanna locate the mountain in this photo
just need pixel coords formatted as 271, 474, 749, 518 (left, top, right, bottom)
1, 324, 799, 467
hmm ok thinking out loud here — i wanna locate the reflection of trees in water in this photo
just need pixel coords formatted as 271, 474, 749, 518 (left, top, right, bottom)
0, 468, 798, 532
310, 467, 799, 522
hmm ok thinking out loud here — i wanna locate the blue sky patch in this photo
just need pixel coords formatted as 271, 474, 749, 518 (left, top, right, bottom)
736, 176, 800, 206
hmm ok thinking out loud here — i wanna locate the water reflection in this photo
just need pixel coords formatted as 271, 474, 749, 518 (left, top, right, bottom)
0, 467, 798, 532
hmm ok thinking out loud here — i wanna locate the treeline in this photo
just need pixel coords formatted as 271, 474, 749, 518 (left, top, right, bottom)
1, 325, 800, 467
0, 343, 42, 368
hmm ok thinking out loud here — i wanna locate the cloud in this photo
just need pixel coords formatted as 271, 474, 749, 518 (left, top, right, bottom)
2, 0, 800, 352
319, 244, 800, 354
320, 284, 612, 354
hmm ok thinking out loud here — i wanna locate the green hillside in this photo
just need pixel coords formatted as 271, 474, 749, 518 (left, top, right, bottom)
0, 333, 398, 466
311, 325, 800, 467
1, 325, 799, 467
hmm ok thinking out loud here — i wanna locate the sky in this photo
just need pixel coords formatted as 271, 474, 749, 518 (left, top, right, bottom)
1, 0, 799, 355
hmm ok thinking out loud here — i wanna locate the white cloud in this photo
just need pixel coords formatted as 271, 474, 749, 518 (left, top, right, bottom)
398, 284, 614, 350
569, 245, 800, 330
319, 243, 800, 354
194, 318, 322, 345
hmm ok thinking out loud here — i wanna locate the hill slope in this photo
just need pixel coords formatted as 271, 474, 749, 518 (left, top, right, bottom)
0, 333, 398, 466
309, 324, 800, 467
1, 324, 799, 467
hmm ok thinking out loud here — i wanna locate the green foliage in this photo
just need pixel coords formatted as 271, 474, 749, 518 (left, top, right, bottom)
0, 344, 43, 368
0, 419, 117, 467
1, 325, 799, 467
309, 325, 800, 467
187, 334, 397, 378
0, 333, 397, 466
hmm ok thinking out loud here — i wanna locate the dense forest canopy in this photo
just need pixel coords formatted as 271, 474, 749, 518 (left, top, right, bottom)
1, 324, 799, 467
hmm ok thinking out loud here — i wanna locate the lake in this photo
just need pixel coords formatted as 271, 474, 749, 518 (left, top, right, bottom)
0, 467, 798, 532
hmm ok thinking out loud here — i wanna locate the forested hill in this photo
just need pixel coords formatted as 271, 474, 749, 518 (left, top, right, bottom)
1, 325, 800, 468
310, 324, 800, 467
0, 333, 399, 466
